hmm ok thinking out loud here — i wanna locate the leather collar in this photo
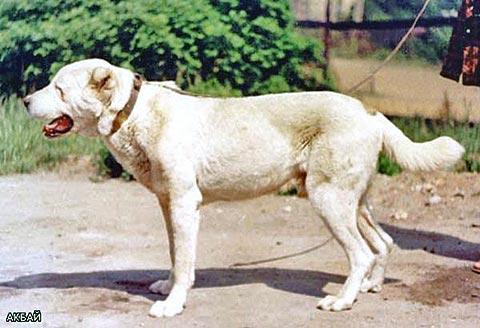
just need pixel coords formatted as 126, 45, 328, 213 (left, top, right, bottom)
111, 74, 143, 134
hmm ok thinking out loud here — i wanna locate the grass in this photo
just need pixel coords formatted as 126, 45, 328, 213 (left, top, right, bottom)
1, 97, 479, 177
0, 97, 104, 175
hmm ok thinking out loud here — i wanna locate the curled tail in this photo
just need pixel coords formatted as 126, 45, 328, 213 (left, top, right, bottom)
374, 113, 465, 171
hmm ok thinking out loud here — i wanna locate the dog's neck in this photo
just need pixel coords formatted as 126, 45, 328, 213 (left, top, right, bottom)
111, 74, 143, 134
104, 119, 152, 190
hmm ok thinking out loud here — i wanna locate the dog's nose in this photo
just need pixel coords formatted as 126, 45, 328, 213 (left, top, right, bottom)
22, 96, 30, 109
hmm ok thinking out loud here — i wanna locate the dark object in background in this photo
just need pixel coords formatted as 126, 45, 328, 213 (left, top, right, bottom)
441, 0, 480, 86
104, 152, 124, 178
440, 0, 480, 86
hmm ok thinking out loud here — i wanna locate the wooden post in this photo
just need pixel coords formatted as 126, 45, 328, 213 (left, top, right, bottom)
323, 0, 331, 81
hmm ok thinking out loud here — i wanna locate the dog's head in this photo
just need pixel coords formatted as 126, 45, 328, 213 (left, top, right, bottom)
23, 58, 139, 137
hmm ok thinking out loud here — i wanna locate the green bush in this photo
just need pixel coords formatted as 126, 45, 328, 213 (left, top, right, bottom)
0, 0, 331, 96
377, 152, 402, 176
366, 0, 461, 20
187, 78, 242, 97
405, 27, 452, 64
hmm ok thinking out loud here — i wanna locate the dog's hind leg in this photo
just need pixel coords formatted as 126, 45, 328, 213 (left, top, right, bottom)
305, 131, 380, 311
308, 181, 375, 311
357, 197, 394, 293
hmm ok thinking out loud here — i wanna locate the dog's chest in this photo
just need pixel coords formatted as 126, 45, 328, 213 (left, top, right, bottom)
105, 129, 152, 189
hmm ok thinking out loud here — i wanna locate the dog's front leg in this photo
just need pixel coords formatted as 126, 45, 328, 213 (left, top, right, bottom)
149, 186, 202, 318
149, 198, 176, 296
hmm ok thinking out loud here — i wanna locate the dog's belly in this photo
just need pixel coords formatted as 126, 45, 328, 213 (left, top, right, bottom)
196, 123, 302, 202
198, 163, 298, 202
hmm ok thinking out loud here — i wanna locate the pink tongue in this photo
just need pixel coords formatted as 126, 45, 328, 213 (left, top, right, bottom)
43, 115, 73, 136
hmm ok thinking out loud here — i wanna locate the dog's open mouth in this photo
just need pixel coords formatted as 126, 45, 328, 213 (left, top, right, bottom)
43, 115, 74, 138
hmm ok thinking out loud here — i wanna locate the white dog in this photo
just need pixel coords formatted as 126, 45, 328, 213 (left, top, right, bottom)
24, 59, 464, 317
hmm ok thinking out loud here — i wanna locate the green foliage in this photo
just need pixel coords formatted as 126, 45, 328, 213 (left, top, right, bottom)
405, 27, 452, 64
0, 0, 331, 96
366, 0, 461, 20
0, 97, 104, 175
377, 152, 402, 176
187, 78, 242, 97
251, 75, 292, 94
94, 145, 113, 178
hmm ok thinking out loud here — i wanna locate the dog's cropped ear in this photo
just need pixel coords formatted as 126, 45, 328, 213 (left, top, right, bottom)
91, 67, 119, 136
90, 67, 116, 95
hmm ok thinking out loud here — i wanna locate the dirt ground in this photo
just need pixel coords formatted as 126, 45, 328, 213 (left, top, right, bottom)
0, 167, 479, 327
332, 58, 480, 122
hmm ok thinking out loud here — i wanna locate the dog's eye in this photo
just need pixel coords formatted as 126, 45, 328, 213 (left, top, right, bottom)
55, 85, 65, 100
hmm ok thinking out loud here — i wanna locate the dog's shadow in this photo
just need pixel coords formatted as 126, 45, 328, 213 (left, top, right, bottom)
1, 224, 476, 301
381, 223, 480, 261
0, 268, 398, 301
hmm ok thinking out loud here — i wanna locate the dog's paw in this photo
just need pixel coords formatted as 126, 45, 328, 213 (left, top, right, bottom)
317, 295, 353, 312
149, 279, 173, 295
149, 300, 184, 318
317, 295, 338, 310
360, 278, 382, 293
